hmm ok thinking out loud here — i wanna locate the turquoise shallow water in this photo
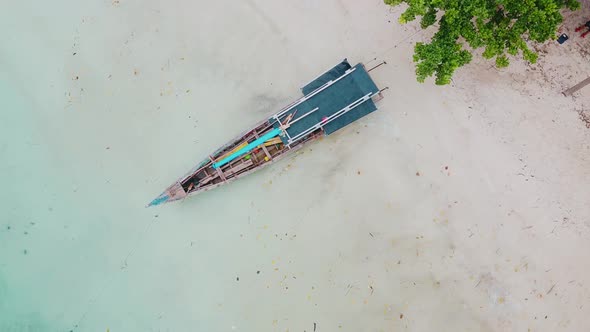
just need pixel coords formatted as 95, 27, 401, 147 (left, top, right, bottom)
1, 1, 406, 331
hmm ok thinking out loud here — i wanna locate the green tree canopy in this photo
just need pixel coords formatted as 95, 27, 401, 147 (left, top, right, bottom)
385, 0, 580, 85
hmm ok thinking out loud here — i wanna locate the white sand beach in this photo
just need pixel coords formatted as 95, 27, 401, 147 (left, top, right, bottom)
2, 0, 590, 331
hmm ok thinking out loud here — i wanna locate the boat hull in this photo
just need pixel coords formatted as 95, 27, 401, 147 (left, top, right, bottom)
147, 128, 320, 207
148, 59, 383, 207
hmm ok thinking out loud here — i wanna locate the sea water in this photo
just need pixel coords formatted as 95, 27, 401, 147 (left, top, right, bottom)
1, 0, 509, 331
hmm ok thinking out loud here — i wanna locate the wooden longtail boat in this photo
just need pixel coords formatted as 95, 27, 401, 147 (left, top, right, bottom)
148, 59, 386, 206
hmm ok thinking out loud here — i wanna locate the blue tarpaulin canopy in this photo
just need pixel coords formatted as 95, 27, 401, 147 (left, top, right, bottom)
270, 59, 379, 144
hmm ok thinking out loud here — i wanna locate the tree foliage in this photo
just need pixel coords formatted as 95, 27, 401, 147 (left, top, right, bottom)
384, 0, 580, 85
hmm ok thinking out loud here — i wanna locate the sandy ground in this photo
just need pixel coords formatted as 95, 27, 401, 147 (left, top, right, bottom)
1, 0, 590, 331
